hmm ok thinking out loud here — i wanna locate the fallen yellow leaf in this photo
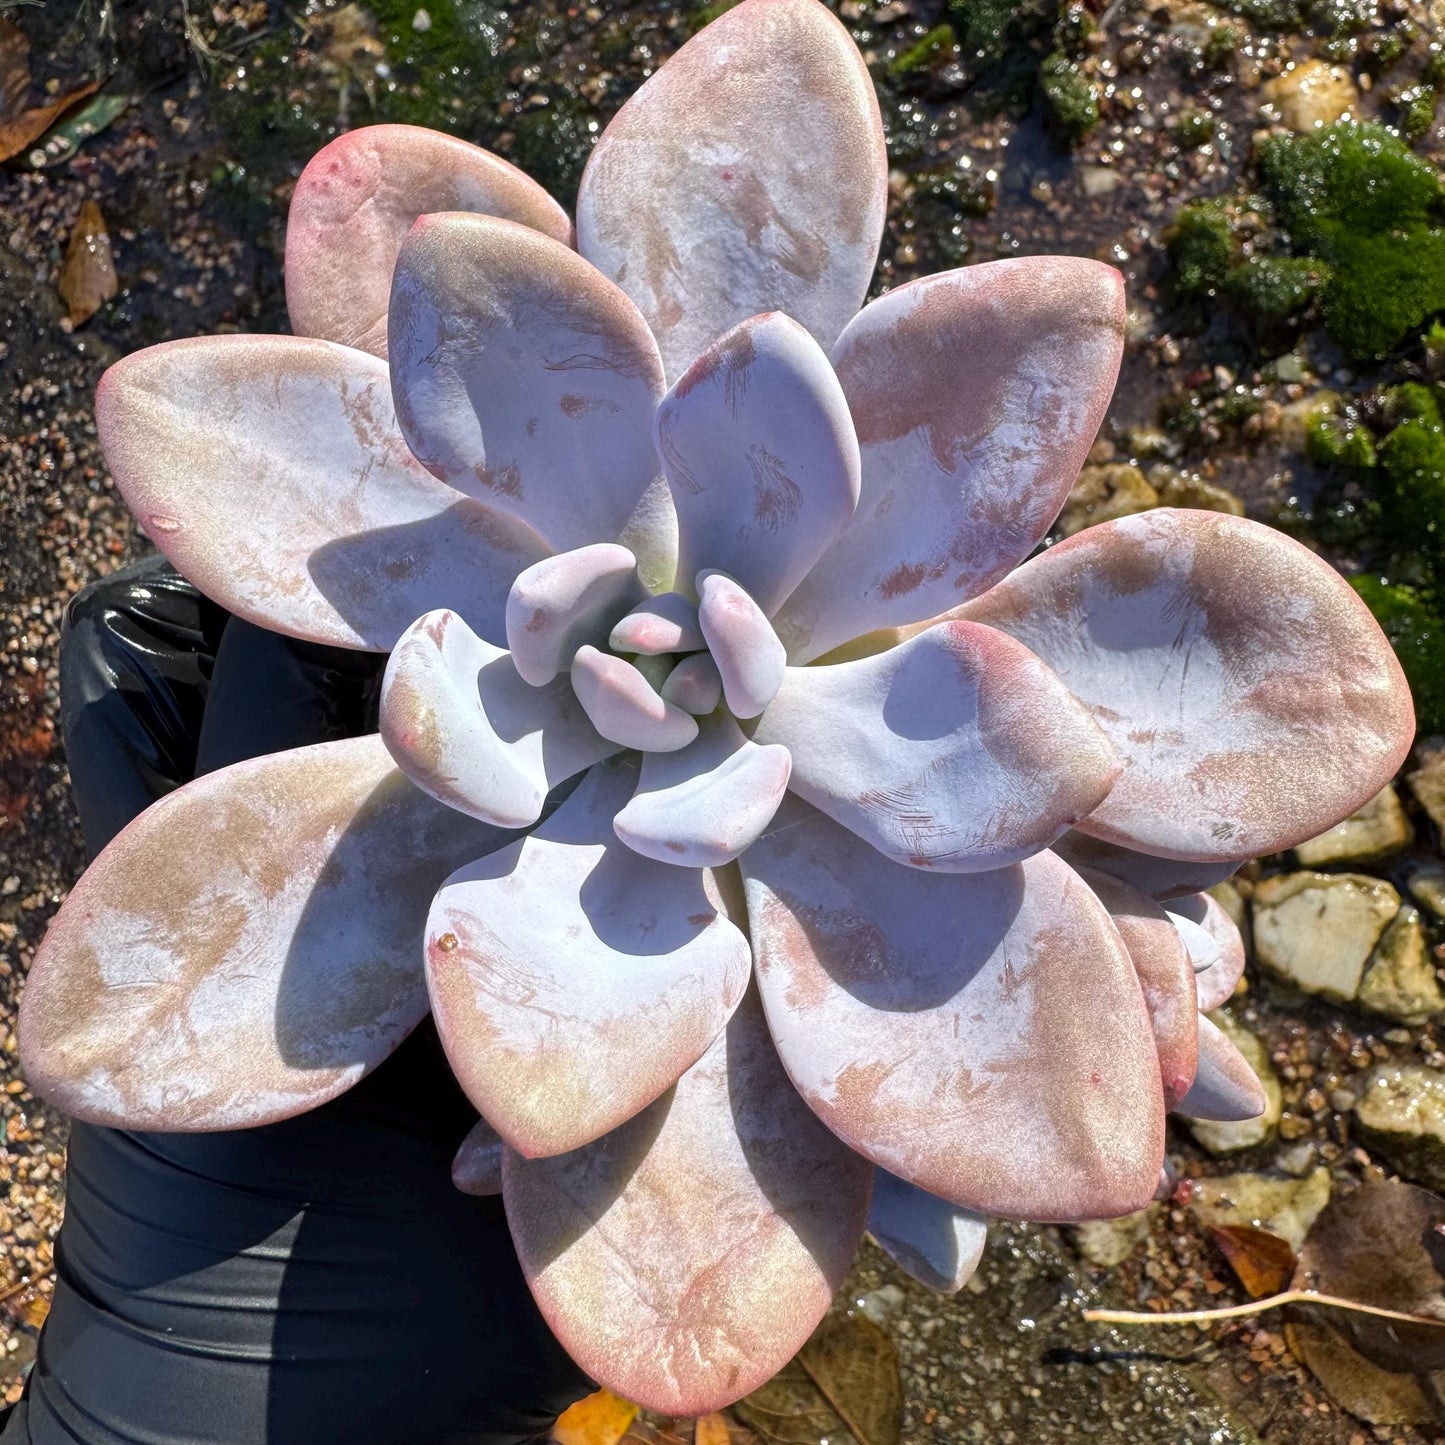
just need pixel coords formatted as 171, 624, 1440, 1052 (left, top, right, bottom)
694, 1414, 731, 1445
552, 1389, 639, 1445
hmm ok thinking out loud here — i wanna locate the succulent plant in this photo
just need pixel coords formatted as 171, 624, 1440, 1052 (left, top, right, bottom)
19, 0, 1414, 1415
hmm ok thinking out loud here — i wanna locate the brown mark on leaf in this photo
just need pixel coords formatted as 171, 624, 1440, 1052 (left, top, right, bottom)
474, 460, 523, 499
746, 445, 803, 533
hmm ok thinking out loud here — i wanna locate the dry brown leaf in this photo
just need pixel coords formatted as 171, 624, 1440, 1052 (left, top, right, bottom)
695, 1415, 732, 1445
1285, 1319, 1439, 1427
0, 17, 31, 126
797, 1313, 902, 1445
1291, 1180, 1445, 1375
0, 79, 100, 165
58, 200, 117, 326
1208, 1223, 1296, 1298
733, 1361, 845, 1445
552, 1390, 640, 1445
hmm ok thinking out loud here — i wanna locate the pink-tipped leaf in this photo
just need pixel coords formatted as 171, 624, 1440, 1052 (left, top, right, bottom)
503, 987, 872, 1414
1175, 1014, 1268, 1122
380, 609, 615, 828
660, 652, 724, 715
613, 713, 792, 868
775, 257, 1126, 662
388, 214, 677, 590
570, 646, 700, 752
576, 0, 887, 381
962, 510, 1416, 861
656, 313, 860, 616
1167, 891, 1247, 1011
20, 735, 514, 1130
1078, 867, 1199, 1111
741, 799, 1166, 1222
753, 620, 1120, 872
452, 1116, 505, 1196
95, 336, 549, 651
506, 545, 648, 687
285, 124, 572, 358
610, 592, 705, 655
696, 572, 787, 718
426, 762, 752, 1158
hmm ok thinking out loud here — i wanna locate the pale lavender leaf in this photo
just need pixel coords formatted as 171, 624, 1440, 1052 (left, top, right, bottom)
660, 652, 724, 715
388, 213, 677, 590
380, 608, 615, 828
452, 1116, 504, 1196
1077, 867, 1198, 1111
95, 335, 549, 650
285, 124, 572, 359
576, 0, 887, 381
868, 1169, 987, 1294
1052, 831, 1245, 901
613, 713, 792, 868
426, 761, 752, 1157
740, 798, 1165, 1222
961, 511, 1416, 860
753, 620, 1119, 872
1175, 1014, 1268, 1122
570, 645, 700, 752
775, 257, 1126, 661
502, 986, 872, 1414
656, 313, 860, 616
696, 572, 787, 719
1167, 891, 1247, 1012
610, 592, 705, 655
19, 735, 514, 1131
506, 544, 647, 687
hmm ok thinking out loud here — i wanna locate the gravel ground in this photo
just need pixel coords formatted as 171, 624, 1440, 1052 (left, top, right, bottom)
3, 0, 1445, 1437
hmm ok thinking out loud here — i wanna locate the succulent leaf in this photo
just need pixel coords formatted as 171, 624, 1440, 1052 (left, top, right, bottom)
570, 644, 700, 751
741, 799, 1166, 1221
1052, 831, 1246, 901
426, 762, 753, 1158
452, 1116, 505, 1196
380, 608, 615, 828
387, 213, 677, 589
963, 510, 1416, 861
695, 572, 788, 718
754, 620, 1120, 872
775, 256, 1126, 662
656, 313, 861, 617
576, 0, 888, 381
609, 591, 706, 655
1078, 867, 1199, 1111
1166, 891, 1247, 1011
613, 712, 792, 868
506, 545, 649, 687
285, 124, 572, 359
660, 651, 725, 715
867, 1170, 988, 1294
19, 735, 516, 1131
1175, 1014, 1269, 1122
95, 335, 549, 651
502, 986, 872, 1415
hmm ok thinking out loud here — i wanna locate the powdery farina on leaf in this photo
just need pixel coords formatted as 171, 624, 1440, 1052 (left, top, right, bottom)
19, 0, 1416, 1415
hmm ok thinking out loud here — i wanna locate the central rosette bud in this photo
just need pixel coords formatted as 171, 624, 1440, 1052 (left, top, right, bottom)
377, 541, 796, 870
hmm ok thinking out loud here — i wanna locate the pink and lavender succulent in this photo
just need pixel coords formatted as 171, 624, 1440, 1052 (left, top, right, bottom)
19, 0, 1415, 1414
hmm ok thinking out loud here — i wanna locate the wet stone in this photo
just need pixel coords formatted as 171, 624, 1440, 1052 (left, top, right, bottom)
1353, 1065, 1445, 1192
1189, 1165, 1331, 1253
1293, 785, 1412, 867
1144, 465, 1246, 516
1069, 1208, 1153, 1267
1406, 737, 1445, 835
1251, 871, 1401, 1004
1407, 861, 1445, 920
1058, 463, 1157, 536
1260, 60, 1358, 132
1188, 1013, 1283, 1155
1357, 907, 1445, 1027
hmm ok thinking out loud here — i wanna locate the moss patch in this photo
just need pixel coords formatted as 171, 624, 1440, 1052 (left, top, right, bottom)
1167, 199, 1236, 296
1353, 577, 1445, 732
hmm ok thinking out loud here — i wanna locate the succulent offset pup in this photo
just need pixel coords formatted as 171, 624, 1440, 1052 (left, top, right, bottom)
19, 0, 1414, 1414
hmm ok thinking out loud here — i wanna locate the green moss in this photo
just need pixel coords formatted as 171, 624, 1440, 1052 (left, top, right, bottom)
1174, 108, 1216, 147
890, 23, 958, 76
1307, 410, 1378, 466
1168, 199, 1236, 296
1352, 576, 1445, 732
1039, 51, 1098, 141
1396, 84, 1440, 141
912, 160, 996, 216
1258, 122, 1445, 359
1303, 0, 1376, 34
1386, 381, 1444, 426
1053, 2, 1094, 54
1224, 255, 1323, 321
1219, 0, 1303, 31
949, 0, 1027, 66
1203, 19, 1245, 66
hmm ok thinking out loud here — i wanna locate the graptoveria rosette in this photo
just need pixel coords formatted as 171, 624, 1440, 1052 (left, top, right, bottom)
19, 0, 1414, 1414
